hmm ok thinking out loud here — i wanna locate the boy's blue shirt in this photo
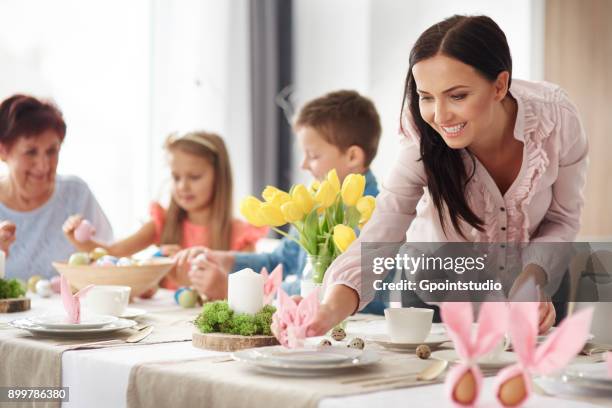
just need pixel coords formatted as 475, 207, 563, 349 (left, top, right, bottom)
233, 169, 390, 315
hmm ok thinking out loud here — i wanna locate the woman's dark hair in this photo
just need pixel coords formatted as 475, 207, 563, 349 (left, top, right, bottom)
0, 94, 66, 148
400, 15, 512, 238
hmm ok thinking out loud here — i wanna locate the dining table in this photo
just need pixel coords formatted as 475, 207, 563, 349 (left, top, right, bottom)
0, 289, 610, 408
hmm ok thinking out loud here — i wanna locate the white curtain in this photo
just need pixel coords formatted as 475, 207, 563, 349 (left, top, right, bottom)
0, 0, 252, 237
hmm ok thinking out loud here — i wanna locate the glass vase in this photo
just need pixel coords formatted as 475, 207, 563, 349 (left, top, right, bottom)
300, 255, 332, 300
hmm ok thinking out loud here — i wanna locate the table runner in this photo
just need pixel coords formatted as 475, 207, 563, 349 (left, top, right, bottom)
126, 352, 449, 408
0, 306, 199, 407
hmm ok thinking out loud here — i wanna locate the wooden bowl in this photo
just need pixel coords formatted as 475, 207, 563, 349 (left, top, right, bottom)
52, 258, 174, 297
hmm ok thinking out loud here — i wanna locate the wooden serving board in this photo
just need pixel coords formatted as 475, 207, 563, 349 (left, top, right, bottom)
0, 297, 31, 313
192, 331, 279, 352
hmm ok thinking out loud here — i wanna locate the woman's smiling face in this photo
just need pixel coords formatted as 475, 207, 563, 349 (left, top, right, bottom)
1, 129, 61, 201
412, 53, 504, 149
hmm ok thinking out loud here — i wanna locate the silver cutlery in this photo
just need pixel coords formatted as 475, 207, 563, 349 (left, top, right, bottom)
126, 326, 154, 343
416, 359, 448, 380
60, 324, 153, 348
341, 359, 448, 387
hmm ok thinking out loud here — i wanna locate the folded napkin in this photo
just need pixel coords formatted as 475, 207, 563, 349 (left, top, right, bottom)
441, 302, 509, 407
60, 275, 94, 324
271, 287, 319, 348
261, 265, 282, 305
493, 303, 594, 407
607, 352, 612, 377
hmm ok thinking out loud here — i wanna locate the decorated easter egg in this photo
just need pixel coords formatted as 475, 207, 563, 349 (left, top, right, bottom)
451, 367, 480, 406
331, 327, 346, 341
35, 280, 53, 297
416, 344, 431, 359
27, 275, 42, 293
50, 276, 62, 293
74, 219, 96, 242
347, 337, 365, 350
174, 287, 188, 304
117, 257, 133, 266
178, 289, 198, 308
96, 255, 118, 266
68, 252, 90, 266
89, 247, 108, 261
319, 339, 332, 347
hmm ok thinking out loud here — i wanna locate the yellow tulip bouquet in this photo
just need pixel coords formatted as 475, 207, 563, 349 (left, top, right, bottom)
240, 169, 376, 285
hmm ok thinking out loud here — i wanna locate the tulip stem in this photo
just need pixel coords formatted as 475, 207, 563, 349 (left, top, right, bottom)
271, 227, 309, 253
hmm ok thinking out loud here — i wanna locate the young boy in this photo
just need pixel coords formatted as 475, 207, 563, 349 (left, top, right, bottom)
182, 90, 388, 314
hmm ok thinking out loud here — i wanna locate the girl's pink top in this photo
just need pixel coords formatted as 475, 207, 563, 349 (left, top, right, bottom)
150, 202, 268, 290
324, 79, 588, 311
150, 202, 268, 250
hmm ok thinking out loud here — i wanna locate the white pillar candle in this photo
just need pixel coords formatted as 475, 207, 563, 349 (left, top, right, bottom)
227, 268, 264, 315
0, 250, 5, 279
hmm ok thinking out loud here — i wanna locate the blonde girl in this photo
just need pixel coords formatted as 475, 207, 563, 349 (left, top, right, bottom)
63, 131, 267, 288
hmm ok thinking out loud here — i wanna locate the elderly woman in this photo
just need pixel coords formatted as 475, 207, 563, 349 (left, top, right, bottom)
0, 94, 112, 280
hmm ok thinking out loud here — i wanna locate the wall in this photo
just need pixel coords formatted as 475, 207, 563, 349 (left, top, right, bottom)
293, 0, 545, 185
545, 0, 612, 239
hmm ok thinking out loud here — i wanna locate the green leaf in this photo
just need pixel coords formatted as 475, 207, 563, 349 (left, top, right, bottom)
345, 206, 361, 229
335, 198, 344, 225
302, 210, 319, 255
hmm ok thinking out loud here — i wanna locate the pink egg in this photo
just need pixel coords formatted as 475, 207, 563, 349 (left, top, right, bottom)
74, 220, 96, 242
50, 276, 62, 293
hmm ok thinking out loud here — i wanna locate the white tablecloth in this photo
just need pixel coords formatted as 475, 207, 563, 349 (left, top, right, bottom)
1, 291, 609, 408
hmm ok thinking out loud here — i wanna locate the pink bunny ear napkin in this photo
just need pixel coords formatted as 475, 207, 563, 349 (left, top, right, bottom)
441, 302, 509, 407
60, 274, 94, 324
261, 264, 282, 305
493, 303, 594, 407
271, 287, 319, 349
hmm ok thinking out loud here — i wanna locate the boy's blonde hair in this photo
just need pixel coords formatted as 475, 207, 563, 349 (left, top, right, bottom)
294, 90, 381, 167
160, 131, 233, 250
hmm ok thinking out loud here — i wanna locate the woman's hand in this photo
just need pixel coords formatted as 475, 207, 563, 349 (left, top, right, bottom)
287, 284, 359, 337
538, 299, 556, 334
62, 214, 85, 247
0, 221, 16, 256
509, 264, 556, 334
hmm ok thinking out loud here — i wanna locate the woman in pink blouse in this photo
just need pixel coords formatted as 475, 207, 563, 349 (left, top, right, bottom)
307, 15, 587, 335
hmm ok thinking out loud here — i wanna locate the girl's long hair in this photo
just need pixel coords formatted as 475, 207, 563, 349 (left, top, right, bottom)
400, 15, 512, 238
160, 131, 233, 250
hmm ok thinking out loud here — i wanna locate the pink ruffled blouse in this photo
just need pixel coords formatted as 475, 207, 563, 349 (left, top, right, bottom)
324, 79, 588, 311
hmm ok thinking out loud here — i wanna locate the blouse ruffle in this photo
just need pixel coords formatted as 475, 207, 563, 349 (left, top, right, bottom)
471, 97, 555, 243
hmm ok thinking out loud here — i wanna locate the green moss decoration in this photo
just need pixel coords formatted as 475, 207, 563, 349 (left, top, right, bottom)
195, 301, 276, 336
0, 278, 26, 300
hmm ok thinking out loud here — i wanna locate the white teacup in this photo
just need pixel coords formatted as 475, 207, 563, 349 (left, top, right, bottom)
84, 285, 131, 316
384, 307, 434, 343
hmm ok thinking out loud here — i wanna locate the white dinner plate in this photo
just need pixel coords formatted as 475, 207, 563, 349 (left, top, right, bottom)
232, 347, 381, 376
564, 363, 612, 386
9, 317, 136, 337
119, 308, 147, 319
536, 328, 594, 344
431, 349, 517, 370
366, 333, 450, 351
29, 314, 117, 330
536, 363, 612, 398
253, 346, 362, 365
